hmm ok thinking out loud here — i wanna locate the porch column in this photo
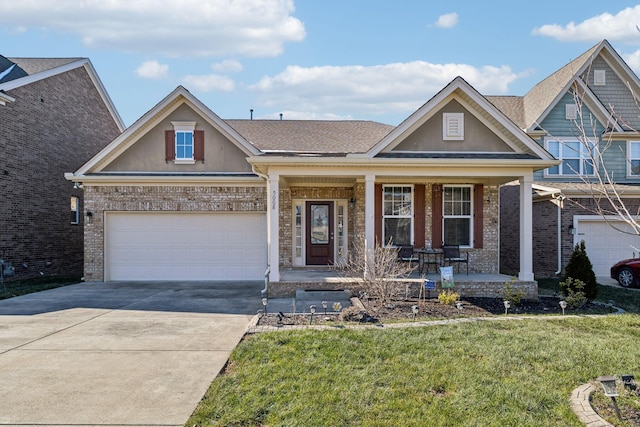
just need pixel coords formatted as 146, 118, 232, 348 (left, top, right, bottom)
268, 172, 280, 282
519, 174, 534, 281
364, 174, 375, 278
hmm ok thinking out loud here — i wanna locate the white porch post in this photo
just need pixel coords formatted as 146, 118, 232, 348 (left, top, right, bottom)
519, 174, 534, 281
268, 172, 280, 282
364, 174, 375, 278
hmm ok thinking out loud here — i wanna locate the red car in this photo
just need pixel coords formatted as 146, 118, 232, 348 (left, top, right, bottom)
611, 258, 640, 287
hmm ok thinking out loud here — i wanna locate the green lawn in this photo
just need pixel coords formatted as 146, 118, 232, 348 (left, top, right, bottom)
188, 314, 640, 426
0, 276, 80, 300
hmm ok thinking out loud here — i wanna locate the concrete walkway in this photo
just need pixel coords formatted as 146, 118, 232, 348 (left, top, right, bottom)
0, 280, 264, 427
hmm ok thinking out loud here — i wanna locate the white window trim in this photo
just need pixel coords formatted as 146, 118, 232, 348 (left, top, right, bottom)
442, 184, 473, 248
565, 104, 577, 120
594, 69, 606, 86
544, 137, 597, 177
70, 196, 79, 225
443, 113, 464, 141
171, 121, 196, 164
382, 185, 414, 247
627, 140, 640, 177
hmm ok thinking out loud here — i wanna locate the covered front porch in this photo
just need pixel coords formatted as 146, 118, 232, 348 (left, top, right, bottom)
266, 268, 537, 300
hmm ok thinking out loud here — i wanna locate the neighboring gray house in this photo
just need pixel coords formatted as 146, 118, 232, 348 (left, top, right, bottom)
0, 55, 124, 280
495, 40, 640, 278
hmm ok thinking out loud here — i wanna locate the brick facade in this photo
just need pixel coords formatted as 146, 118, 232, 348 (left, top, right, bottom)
0, 68, 121, 280
278, 183, 500, 274
83, 185, 267, 281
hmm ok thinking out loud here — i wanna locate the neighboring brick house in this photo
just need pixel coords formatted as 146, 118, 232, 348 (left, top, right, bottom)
66, 78, 556, 297
0, 55, 124, 280
494, 40, 640, 278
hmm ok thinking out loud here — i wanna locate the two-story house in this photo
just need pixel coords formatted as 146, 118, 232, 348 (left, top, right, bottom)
0, 55, 124, 280
496, 40, 640, 279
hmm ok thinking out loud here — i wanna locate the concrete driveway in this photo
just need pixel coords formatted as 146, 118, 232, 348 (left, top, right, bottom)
0, 280, 263, 427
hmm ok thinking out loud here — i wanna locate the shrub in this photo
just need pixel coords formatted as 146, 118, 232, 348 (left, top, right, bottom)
438, 290, 460, 305
502, 277, 525, 305
564, 240, 598, 301
560, 277, 588, 309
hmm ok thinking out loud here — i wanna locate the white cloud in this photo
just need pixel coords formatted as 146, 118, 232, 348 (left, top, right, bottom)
623, 50, 640, 74
0, 0, 305, 57
211, 60, 243, 73
250, 61, 520, 117
435, 13, 458, 29
135, 60, 169, 79
533, 5, 640, 42
182, 74, 235, 92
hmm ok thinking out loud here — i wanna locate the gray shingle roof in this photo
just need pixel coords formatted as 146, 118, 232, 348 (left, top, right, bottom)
225, 119, 394, 153
488, 42, 603, 131
8, 57, 84, 75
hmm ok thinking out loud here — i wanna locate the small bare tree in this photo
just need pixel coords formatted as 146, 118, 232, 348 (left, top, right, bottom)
336, 234, 416, 306
553, 77, 640, 236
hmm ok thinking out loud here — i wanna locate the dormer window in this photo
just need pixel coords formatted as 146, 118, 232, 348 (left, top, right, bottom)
443, 113, 464, 140
165, 121, 204, 164
594, 69, 606, 86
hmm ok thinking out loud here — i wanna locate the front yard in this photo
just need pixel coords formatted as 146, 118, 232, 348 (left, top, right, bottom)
188, 283, 640, 426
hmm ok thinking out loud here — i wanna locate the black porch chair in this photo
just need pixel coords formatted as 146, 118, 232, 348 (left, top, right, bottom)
397, 245, 419, 268
442, 244, 469, 275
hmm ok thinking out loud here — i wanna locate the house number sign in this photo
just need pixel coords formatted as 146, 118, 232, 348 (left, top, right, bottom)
271, 190, 277, 210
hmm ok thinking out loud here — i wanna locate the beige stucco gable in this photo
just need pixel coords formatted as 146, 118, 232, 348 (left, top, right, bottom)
103, 103, 252, 173
393, 99, 516, 153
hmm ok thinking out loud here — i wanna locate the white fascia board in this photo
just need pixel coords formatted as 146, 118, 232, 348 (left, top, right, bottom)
64, 173, 264, 186
82, 59, 125, 131
0, 58, 125, 131
0, 91, 15, 105
74, 86, 261, 175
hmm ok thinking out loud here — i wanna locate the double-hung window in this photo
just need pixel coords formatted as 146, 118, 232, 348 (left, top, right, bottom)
383, 185, 413, 246
171, 121, 196, 164
443, 185, 472, 247
629, 141, 640, 176
545, 138, 595, 176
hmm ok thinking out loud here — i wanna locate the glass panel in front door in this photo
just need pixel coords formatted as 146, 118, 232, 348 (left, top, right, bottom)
310, 204, 329, 244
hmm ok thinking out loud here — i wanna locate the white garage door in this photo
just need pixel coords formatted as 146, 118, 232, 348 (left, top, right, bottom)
105, 212, 267, 281
577, 219, 640, 276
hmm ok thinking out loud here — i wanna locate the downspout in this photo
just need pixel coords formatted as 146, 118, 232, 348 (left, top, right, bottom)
554, 194, 566, 275
252, 164, 270, 296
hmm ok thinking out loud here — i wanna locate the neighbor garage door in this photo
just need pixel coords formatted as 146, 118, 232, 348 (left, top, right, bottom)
105, 212, 267, 280
576, 218, 640, 276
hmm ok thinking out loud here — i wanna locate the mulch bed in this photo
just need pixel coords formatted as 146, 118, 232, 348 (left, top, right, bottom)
255, 296, 615, 327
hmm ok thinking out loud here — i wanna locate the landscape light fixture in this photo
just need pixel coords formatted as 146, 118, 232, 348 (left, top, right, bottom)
411, 305, 419, 320
597, 376, 622, 421
503, 300, 511, 315
309, 305, 316, 324
262, 297, 268, 315
322, 300, 328, 315
456, 301, 464, 314
559, 300, 567, 315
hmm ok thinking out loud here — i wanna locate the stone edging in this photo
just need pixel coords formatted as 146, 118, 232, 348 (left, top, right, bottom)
570, 383, 613, 426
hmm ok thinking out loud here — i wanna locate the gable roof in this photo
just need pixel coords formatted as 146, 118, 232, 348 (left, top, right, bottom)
226, 119, 394, 153
491, 40, 640, 133
364, 76, 554, 161
74, 86, 262, 175
0, 56, 124, 131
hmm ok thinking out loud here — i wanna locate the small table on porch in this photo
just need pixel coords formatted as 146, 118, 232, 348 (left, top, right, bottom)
416, 248, 443, 275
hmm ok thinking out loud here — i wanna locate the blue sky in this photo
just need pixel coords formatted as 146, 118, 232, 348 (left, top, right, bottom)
3, 1, 640, 127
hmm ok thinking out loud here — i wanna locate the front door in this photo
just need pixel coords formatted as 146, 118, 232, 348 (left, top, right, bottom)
306, 201, 334, 265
